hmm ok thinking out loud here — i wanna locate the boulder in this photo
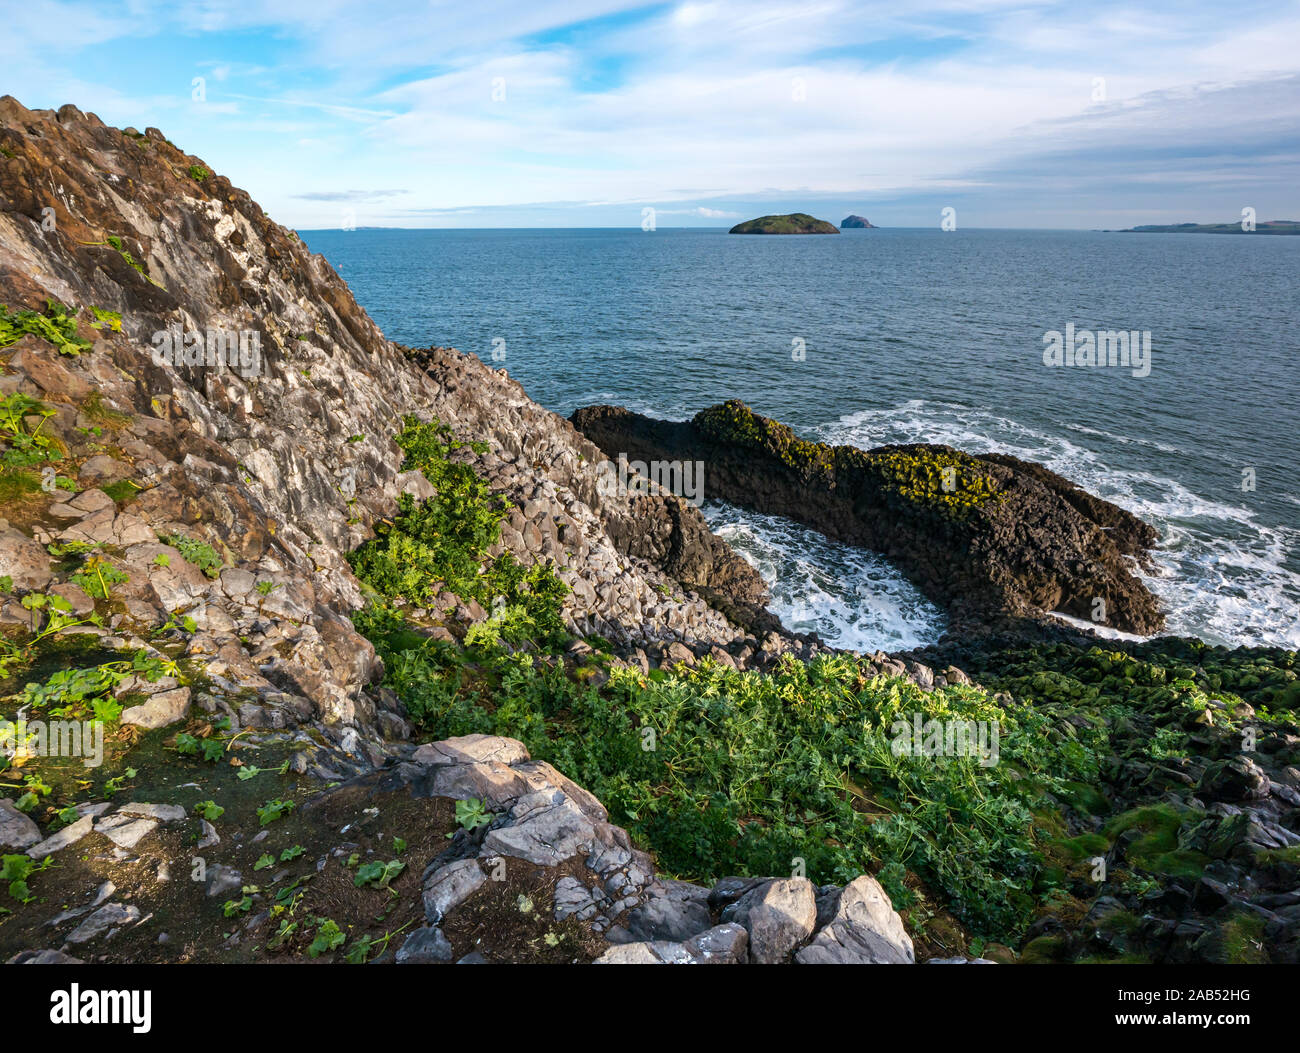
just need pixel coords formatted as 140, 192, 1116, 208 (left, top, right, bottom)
796, 875, 914, 964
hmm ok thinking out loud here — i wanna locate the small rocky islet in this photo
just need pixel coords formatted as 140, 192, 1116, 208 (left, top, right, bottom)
0, 97, 1297, 966
728, 212, 839, 234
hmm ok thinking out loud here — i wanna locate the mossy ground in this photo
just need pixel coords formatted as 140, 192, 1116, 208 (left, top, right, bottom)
344, 417, 1300, 957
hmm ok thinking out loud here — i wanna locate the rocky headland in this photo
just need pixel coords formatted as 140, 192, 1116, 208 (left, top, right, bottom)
1, 98, 1297, 966
571, 401, 1164, 643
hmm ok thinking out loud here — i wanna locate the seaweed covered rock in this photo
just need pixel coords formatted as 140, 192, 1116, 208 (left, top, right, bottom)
572, 400, 1164, 640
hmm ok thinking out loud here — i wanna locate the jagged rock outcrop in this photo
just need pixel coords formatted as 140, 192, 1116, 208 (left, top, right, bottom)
571, 400, 1164, 640
0, 96, 804, 763
4, 734, 925, 964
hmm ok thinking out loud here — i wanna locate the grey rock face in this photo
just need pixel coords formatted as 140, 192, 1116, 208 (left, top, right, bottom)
118, 802, 188, 822
8, 949, 86, 964
121, 686, 192, 730
0, 799, 42, 851
795, 875, 914, 964
94, 813, 160, 849
204, 864, 244, 899
423, 858, 487, 923
614, 878, 713, 943
725, 878, 818, 964
26, 814, 95, 858
396, 925, 454, 963
67, 903, 141, 943
0, 527, 53, 591
593, 923, 750, 965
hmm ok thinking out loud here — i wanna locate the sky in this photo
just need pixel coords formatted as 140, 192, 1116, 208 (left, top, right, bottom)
6, 0, 1300, 228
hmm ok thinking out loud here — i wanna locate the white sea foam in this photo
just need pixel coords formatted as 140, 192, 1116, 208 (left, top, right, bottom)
817, 402, 1300, 650
702, 501, 945, 652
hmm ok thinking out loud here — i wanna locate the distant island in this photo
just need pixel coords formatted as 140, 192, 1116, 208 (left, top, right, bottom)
729, 213, 839, 234
1112, 220, 1300, 235
840, 215, 874, 228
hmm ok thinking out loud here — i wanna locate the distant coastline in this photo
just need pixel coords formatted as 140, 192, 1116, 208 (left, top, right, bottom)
1108, 220, 1300, 235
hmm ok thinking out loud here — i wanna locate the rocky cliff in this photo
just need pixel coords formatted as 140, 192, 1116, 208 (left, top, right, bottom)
2, 98, 1296, 969
0, 97, 817, 757
0, 98, 938, 965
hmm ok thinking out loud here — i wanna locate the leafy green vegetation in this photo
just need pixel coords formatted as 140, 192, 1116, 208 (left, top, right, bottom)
728, 213, 839, 234
354, 859, 405, 889
0, 392, 66, 503
88, 305, 122, 332
188, 164, 209, 182
342, 418, 1299, 950
347, 416, 568, 644
2, 853, 52, 904
0, 300, 91, 356
100, 479, 141, 503
159, 533, 224, 578
70, 555, 129, 600
257, 798, 296, 826
453, 797, 492, 833
308, 918, 345, 957
82, 236, 163, 288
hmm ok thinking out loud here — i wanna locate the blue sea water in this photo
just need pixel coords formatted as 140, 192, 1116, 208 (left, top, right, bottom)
299, 227, 1300, 651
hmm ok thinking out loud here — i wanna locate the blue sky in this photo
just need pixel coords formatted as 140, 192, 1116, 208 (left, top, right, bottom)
7, 0, 1300, 227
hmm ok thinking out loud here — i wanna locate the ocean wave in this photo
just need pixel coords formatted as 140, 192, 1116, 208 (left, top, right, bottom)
818, 401, 1300, 650
701, 501, 945, 652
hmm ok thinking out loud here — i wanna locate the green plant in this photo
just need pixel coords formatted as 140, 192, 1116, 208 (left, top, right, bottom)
70, 555, 129, 599
346, 417, 569, 643
343, 921, 411, 964
0, 392, 62, 471
453, 797, 492, 833
195, 800, 224, 821
257, 799, 295, 826
175, 732, 225, 763
188, 164, 209, 182
0, 300, 91, 355
354, 859, 405, 890
159, 533, 223, 578
102, 767, 137, 797
308, 918, 345, 957
19, 651, 176, 721
100, 479, 140, 503
2, 853, 52, 903
84, 236, 163, 288
223, 889, 255, 916
89, 306, 122, 332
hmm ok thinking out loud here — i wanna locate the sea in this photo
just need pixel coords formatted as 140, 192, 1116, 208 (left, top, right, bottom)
299, 227, 1300, 653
